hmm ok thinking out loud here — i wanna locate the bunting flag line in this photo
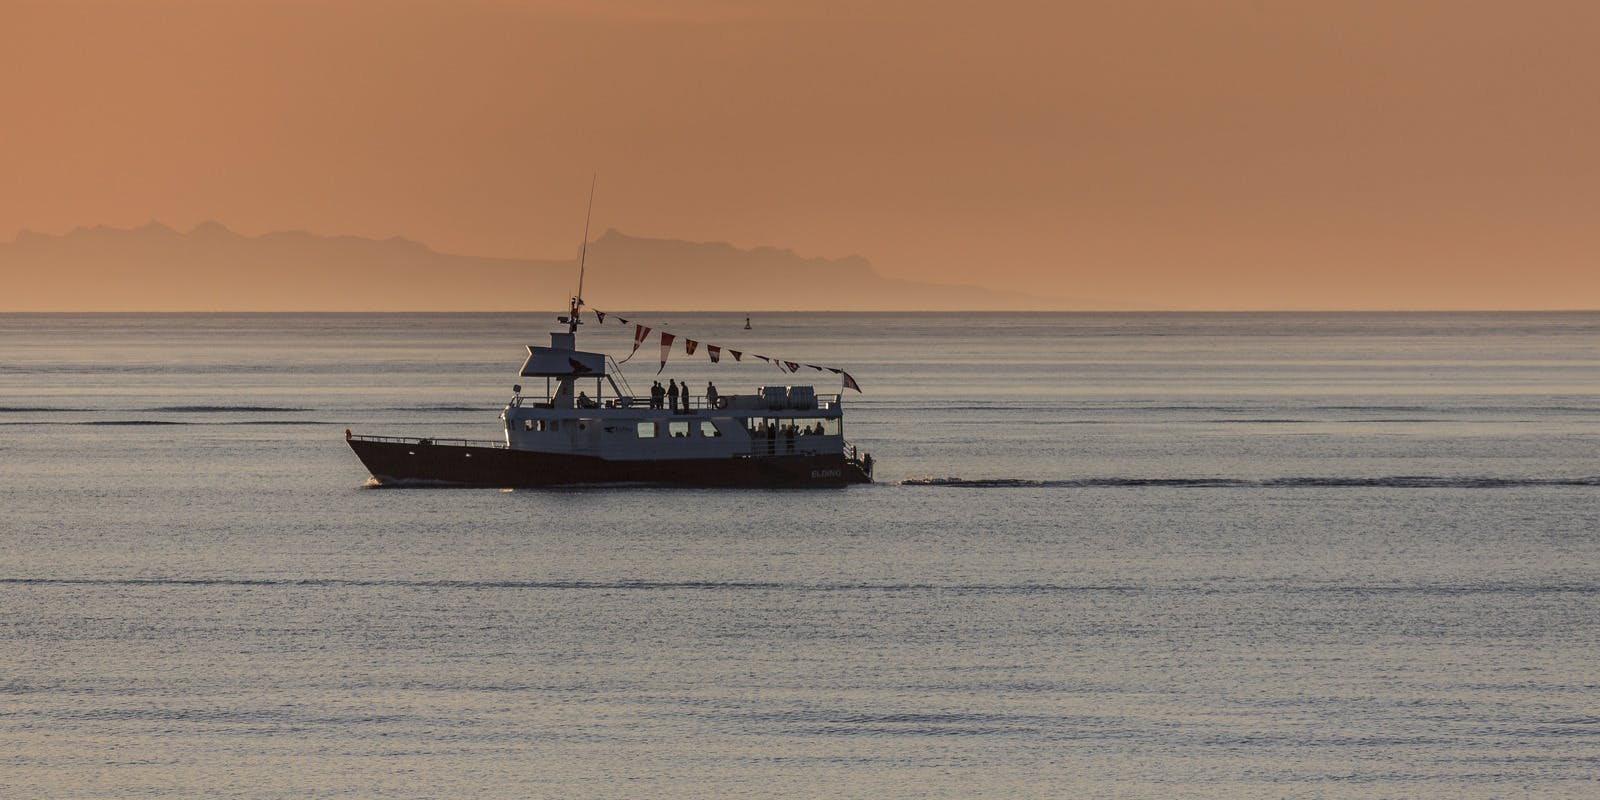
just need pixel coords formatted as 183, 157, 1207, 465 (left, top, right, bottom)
658, 332, 676, 374
587, 309, 861, 392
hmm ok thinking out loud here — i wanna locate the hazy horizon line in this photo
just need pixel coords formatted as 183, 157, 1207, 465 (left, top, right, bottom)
4, 308, 1596, 315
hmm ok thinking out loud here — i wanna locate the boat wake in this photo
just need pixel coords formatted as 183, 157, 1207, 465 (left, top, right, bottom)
900, 476, 1600, 489
146, 405, 310, 413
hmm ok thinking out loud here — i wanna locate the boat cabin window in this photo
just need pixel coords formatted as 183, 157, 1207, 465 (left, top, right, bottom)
668, 421, 690, 438
747, 417, 836, 436
523, 419, 550, 432
700, 420, 721, 438
637, 422, 657, 438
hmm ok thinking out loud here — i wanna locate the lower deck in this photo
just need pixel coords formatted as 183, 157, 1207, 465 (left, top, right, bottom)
347, 435, 873, 488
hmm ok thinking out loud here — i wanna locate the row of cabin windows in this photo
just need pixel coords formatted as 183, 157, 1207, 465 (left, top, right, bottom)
638, 420, 721, 439
519, 418, 719, 439
518, 417, 836, 438
746, 417, 841, 437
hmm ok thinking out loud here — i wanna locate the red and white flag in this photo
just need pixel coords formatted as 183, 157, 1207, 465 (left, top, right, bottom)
707, 345, 722, 363
658, 332, 676, 374
618, 324, 651, 363
841, 371, 862, 393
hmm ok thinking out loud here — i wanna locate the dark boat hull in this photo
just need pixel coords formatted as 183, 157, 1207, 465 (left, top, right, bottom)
348, 437, 871, 488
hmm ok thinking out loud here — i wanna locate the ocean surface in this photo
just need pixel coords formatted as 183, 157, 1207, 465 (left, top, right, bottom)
2, 311, 1598, 798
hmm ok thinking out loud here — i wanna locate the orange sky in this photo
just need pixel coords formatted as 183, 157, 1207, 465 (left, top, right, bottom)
4, 0, 1598, 309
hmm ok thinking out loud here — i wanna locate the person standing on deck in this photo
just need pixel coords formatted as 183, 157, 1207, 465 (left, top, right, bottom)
705, 382, 718, 410
668, 379, 680, 413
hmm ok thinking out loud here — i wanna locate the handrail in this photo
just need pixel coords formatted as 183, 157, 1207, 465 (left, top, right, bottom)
605, 355, 637, 398
509, 392, 843, 412
347, 433, 508, 449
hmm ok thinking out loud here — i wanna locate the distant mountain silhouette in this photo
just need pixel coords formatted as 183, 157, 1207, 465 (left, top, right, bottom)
1, 222, 1108, 311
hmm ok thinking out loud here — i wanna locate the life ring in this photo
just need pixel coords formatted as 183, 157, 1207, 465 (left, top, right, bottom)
715, 397, 728, 410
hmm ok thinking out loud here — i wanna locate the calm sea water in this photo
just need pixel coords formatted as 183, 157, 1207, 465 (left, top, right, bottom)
2, 311, 1598, 798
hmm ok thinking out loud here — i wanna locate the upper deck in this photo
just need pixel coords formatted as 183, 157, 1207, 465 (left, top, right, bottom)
509, 385, 844, 414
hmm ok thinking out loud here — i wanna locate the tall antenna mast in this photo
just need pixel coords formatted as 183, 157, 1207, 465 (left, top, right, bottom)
567, 174, 597, 333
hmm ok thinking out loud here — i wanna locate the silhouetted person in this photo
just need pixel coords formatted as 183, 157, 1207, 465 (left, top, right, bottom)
706, 382, 718, 409
651, 380, 664, 409
668, 379, 679, 413
577, 391, 596, 409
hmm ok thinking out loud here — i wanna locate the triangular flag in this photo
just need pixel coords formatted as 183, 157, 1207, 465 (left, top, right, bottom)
707, 345, 721, 363
619, 324, 650, 363
784, 361, 801, 373
594, 310, 606, 324
658, 332, 676, 374
684, 339, 699, 355
841, 371, 862, 393
729, 350, 743, 362
807, 364, 823, 372
617, 316, 629, 325
827, 367, 842, 374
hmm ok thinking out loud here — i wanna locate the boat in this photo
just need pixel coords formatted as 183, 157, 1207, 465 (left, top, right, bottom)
345, 298, 874, 488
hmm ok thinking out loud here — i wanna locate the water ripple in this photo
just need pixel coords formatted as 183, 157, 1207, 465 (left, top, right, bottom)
900, 475, 1600, 488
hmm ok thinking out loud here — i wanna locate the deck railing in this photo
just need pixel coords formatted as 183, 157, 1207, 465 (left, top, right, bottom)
512, 392, 844, 412
347, 433, 508, 449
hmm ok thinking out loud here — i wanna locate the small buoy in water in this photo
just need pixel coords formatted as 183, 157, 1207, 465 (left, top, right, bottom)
744, 315, 752, 330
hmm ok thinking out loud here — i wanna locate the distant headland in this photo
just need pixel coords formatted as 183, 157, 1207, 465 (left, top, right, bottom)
1, 222, 1107, 312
